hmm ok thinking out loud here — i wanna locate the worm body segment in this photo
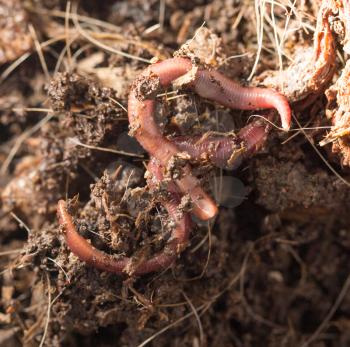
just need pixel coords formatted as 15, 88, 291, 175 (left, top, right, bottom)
57, 160, 191, 275
193, 69, 291, 130
172, 121, 269, 169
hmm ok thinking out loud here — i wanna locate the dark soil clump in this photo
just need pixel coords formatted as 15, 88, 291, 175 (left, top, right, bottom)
1, 1, 350, 347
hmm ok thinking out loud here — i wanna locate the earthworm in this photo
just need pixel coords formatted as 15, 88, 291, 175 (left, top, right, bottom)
128, 57, 290, 220
172, 121, 269, 169
192, 69, 291, 131
57, 159, 191, 275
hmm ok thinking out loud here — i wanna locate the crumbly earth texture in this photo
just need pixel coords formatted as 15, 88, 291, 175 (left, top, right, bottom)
1, 1, 350, 347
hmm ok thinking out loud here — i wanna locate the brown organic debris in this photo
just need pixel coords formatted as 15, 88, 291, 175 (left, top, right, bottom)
261, 0, 337, 105
0, 0, 32, 64
323, 60, 350, 165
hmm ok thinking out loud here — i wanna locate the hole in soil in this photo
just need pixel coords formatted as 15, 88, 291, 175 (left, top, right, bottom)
235, 199, 265, 241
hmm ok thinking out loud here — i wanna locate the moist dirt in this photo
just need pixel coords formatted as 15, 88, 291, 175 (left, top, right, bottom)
1, 1, 350, 346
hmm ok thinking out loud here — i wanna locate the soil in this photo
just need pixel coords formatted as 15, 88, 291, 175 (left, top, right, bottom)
1, 0, 350, 346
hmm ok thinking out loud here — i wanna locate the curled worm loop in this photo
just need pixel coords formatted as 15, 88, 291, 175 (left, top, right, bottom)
128, 57, 291, 220
57, 159, 191, 276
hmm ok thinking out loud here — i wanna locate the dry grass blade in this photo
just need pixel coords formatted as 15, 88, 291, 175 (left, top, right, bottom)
12, 108, 52, 113
107, 96, 127, 113
299, 272, 350, 347
31, 6, 165, 58
293, 114, 350, 188
248, 114, 284, 131
173, 220, 212, 282
278, 0, 298, 55
270, 0, 283, 69
248, 0, 266, 80
53, 34, 79, 74
222, 52, 251, 64
159, 0, 166, 30
38, 274, 51, 347
47, 257, 70, 283
0, 249, 22, 256
319, 127, 350, 146
71, 3, 151, 64
71, 43, 93, 63
181, 291, 204, 345
38, 277, 65, 347
0, 35, 67, 83
30, 7, 122, 33
137, 304, 208, 347
69, 138, 144, 158
65, 1, 73, 72
10, 212, 31, 235
28, 25, 50, 81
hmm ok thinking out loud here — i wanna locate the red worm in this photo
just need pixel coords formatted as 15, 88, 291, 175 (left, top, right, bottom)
192, 69, 291, 131
172, 121, 269, 169
128, 57, 291, 220
57, 160, 191, 276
